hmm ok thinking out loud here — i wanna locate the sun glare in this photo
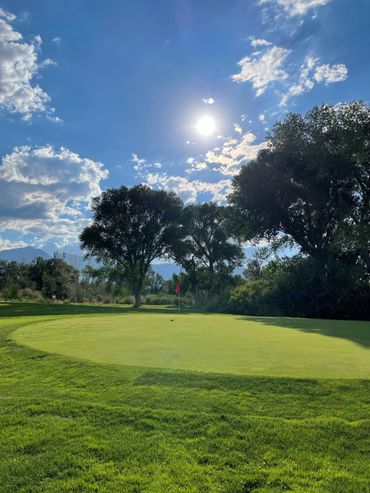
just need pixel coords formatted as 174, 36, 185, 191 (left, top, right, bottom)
196, 116, 216, 137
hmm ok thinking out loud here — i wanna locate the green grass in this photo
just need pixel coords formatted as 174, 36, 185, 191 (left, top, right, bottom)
12, 309, 370, 378
0, 302, 369, 492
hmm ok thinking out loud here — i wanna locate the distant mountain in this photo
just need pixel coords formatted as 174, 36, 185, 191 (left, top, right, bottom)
0, 246, 256, 279
0, 246, 50, 263
0, 246, 180, 278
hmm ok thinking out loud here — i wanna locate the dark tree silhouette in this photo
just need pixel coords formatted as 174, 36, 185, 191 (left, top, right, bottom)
175, 203, 244, 303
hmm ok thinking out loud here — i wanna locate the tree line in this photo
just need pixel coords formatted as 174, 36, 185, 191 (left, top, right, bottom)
80, 102, 370, 319
2, 102, 370, 319
0, 256, 79, 301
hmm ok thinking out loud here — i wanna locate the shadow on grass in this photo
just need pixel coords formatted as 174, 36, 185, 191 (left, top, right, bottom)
0, 302, 203, 319
135, 369, 332, 395
242, 316, 370, 349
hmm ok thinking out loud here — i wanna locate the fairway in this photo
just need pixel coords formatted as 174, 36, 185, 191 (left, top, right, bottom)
12, 311, 370, 378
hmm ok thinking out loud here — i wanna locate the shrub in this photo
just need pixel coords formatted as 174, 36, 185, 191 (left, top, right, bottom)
117, 295, 135, 305
1, 283, 20, 300
206, 294, 231, 313
143, 293, 177, 305
20, 288, 42, 301
227, 280, 277, 316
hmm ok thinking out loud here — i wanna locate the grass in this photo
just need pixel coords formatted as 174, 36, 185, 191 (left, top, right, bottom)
12, 309, 370, 378
0, 302, 369, 492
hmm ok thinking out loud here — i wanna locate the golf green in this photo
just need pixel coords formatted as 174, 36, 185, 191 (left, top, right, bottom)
12, 311, 370, 378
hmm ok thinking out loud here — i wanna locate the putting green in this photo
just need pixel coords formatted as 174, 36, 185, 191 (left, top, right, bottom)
12, 312, 370, 378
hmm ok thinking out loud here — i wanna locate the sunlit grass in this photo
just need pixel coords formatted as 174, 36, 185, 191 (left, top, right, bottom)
0, 303, 369, 492
12, 309, 370, 378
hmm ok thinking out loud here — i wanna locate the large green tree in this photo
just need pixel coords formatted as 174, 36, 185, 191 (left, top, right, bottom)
29, 255, 78, 300
175, 203, 244, 303
80, 185, 184, 307
231, 102, 370, 271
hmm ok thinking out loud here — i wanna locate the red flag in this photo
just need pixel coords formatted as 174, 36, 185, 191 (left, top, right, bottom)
175, 283, 181, 295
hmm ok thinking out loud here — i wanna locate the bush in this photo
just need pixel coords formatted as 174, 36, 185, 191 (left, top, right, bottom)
1, 283, 20, 300
20, 288, 42, 301
117, 295, 135, 305
143, 293, 177, 305
206, 294, 231, 313
227, 280, 277, 316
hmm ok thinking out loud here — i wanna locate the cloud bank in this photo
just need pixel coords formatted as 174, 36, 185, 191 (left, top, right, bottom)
0, 146, 108, 247
0, 8, 56, 120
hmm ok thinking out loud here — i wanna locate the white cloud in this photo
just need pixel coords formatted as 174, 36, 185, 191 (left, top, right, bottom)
52, 36, 62, 45
0, 238, 28, 251
0, 8, 15, 22
202, 97, 215, 105
206, 132, 267, 176
184, 126, 266, 177
314, 64, 348, 84
184, 131, 266, 177
259, 113, 266, 122
280, 56, 348, 106
132, 153, 163, 175
39, 58, 57, 68
258, 0, 330, 16
0, 146, 108, 245
131, 153, 146, 172
249, 36, 272, 48
232, 45, 290, 96
145, 173, 233, 204
233, 123, 242, 134
0, 8, 56, 120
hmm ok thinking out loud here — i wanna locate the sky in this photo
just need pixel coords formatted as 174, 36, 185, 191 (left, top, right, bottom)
0, 0, 369, 254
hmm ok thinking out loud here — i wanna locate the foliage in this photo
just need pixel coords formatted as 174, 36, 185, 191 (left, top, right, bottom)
231, 102, 370, 263
227, 254, 370, 319
227, 280, 276, 316
230, 102, 370, 319
0, 256, 78, 301
175, 203, 244, 305
80, 185, 184, 307
143, 293, 178, 305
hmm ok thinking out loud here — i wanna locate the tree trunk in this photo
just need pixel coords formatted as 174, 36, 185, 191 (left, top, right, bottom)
133, 290, 142, 308
207, 263, 215, 302
193, 284, 200, 307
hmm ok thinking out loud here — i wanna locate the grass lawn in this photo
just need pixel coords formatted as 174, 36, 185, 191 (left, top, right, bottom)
0, 303, 369, 492
12, 308, 370, 378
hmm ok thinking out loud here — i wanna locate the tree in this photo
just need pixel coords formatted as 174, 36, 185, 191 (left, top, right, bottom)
175, 203, 244, 303
40, 256, 78, 300
143, 268, 165, 295
82, 263, 129, 302
230, 102, 370, 318
231, 102, 370, 269
80, 185, 184, 307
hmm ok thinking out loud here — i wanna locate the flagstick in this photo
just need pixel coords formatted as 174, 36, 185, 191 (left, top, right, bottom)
178, 289, 181, 313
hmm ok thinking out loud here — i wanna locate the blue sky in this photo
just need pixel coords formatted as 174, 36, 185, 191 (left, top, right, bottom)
0, 0, 369, 253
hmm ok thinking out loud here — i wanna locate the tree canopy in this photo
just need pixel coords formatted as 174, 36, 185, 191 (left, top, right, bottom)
174, 203, 244, 303
231, 102, 370, 267
229, 102, 370, 318
80, 185, 184, 307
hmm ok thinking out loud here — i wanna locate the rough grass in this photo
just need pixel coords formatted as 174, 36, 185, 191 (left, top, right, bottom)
0, 302, 369, 492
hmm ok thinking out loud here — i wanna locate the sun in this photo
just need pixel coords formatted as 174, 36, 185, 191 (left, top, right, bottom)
196, 116, 216, 137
